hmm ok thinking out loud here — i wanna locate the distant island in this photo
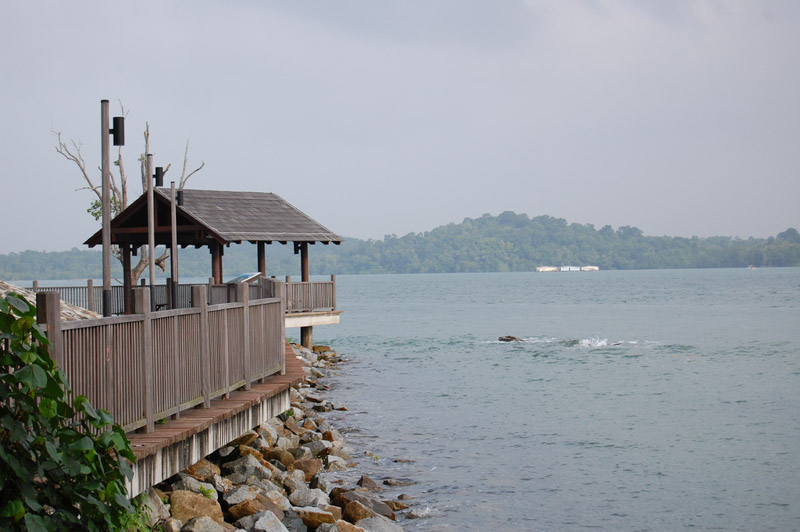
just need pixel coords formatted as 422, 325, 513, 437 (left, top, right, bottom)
2, 212, 799, 280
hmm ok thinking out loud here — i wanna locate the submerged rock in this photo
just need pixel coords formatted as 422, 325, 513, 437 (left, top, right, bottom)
499, 335, 524, 342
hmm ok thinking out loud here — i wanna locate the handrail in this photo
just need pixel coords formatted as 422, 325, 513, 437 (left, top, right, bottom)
34, 283, 286, 434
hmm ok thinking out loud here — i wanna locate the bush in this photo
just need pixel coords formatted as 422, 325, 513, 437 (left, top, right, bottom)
0, 293, 137, 531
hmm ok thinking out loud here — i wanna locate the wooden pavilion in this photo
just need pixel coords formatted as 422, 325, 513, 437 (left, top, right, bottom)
84, 188, 342, 344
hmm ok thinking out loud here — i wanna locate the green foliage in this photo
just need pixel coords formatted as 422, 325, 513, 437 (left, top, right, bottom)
197, 485, 215, 499
0, 294, 137, 531
1, 215, 799, 279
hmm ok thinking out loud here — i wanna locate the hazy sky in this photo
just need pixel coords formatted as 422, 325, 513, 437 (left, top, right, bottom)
1, 0, 798, 254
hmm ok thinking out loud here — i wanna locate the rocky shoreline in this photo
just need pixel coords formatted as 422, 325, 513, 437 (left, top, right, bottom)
138, 344, 414, 532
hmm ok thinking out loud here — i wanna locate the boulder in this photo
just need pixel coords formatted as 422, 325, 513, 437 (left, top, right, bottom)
343, 500, 379, 523
291, 457, 322, 482
160, 518, 183, 532
235, 510, 289, 532
227, 496, 271, 521
288, 487, 328, 508
331, 490, 395, 521
335, 521, 368, 532
222, 484, 259, 506
382, 478, 415, 487
222, 453, 272, 483
186, 458, 222, 482
228, 430, 260, 448
293, 506, 336, 528
356, 475, 382, 492
140, 487, 170, 525
180, 516, 227, 532
356, 516, 406, 532
169, 490, 224, 526
171, 472, 219, 501
325, 455, 348, 472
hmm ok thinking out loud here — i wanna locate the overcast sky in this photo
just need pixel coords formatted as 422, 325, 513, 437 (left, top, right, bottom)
1, 0, 798, 254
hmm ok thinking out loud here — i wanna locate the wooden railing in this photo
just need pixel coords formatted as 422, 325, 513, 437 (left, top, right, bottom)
36, 283, 285, 433
284, 275, 337, 313
31, 275, 337, 315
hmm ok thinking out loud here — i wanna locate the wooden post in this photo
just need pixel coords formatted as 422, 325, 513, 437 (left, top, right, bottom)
300, 242, 309, 282
86, 279, 95, 313
170, 181, 179, 309
146, 153, 156, 311
331, 274, 337, 311
32, 280, 39, 293
101, 100, 112, 317
122, 245, 132, 314
36, 292, 63, 368
258, 241, 266, 277
192, 285, 211, 408
211, 242, 223, 284
172, 312, 181, 419
237, 284, 251, 390
300, 242, 312, 348
133, 288, 155, 433
275, 280, 287, 375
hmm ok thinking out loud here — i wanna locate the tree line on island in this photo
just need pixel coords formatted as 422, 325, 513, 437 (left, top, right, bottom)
2, 212, 799, 280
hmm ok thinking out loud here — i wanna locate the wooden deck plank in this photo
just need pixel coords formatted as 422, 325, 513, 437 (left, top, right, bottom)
128, 345, 303, 460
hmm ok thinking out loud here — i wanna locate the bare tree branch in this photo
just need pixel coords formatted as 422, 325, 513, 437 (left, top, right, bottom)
179, 139, 205, 189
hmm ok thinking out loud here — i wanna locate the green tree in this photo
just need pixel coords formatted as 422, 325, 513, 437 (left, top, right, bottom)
0, 294, 137, 531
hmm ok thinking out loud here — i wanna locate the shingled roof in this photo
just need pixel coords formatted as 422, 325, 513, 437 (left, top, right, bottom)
85, 189, 342, 247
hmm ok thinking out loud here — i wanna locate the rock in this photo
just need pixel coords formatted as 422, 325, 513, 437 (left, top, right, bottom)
288, 487, 329, 508
321, 503, 342, 521
312, 345, 332, 354
397, 494, 413, 501
325, 456, 348, 472
140, 487, 171, 525
331, 490, 395, 521
289, 446, 313, 461
283, 471, 308, 494
284, 417, 307, 436
222, 454, 272, 483
382, 478, 414, 487
210, 474, 234, 494
291, 458, 322, 482
169, 490, 224, 526
309, 475, 330, 493
335, 521, 368, 532
171, 472, 219, 501
499, 335, 524, 342
222, 485, 259, 506
356, 516, 405, 532
302, 439, 332, 458
228, 497, 268, 521
262, 489, 292, 512
281, 508, 307, 532
343, 500, 379, 523
356, 475, 382, 491
180, 516, 227, 532
293, 506, 336, 528
235, 510, 289, 532
186, 459, 222, 482
304, 393, 324, 404
259, 424, 279, 447
238, 445, 265, 460
160, 518, 184, 532
262, 448, 295, 468
383, 500, 409, 511
229, 430, 260, 448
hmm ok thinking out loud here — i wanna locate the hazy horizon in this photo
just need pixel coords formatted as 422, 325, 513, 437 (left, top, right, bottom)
2, 1, 798, 254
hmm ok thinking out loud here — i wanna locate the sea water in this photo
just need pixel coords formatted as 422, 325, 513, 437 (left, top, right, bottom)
312, 269, 800, 531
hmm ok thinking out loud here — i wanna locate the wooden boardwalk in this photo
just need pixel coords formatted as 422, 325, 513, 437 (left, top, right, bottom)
125, 341, 304, 493
128, 340, 303, 459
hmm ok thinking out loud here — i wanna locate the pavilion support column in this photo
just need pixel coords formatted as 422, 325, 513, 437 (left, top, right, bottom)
258, 241, 266, 277
211, 242, 224, 284
122, 244, 132, 314
299, 241, 312, 349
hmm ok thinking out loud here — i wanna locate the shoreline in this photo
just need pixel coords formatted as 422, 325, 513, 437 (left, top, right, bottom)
138, 343, 414, 532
